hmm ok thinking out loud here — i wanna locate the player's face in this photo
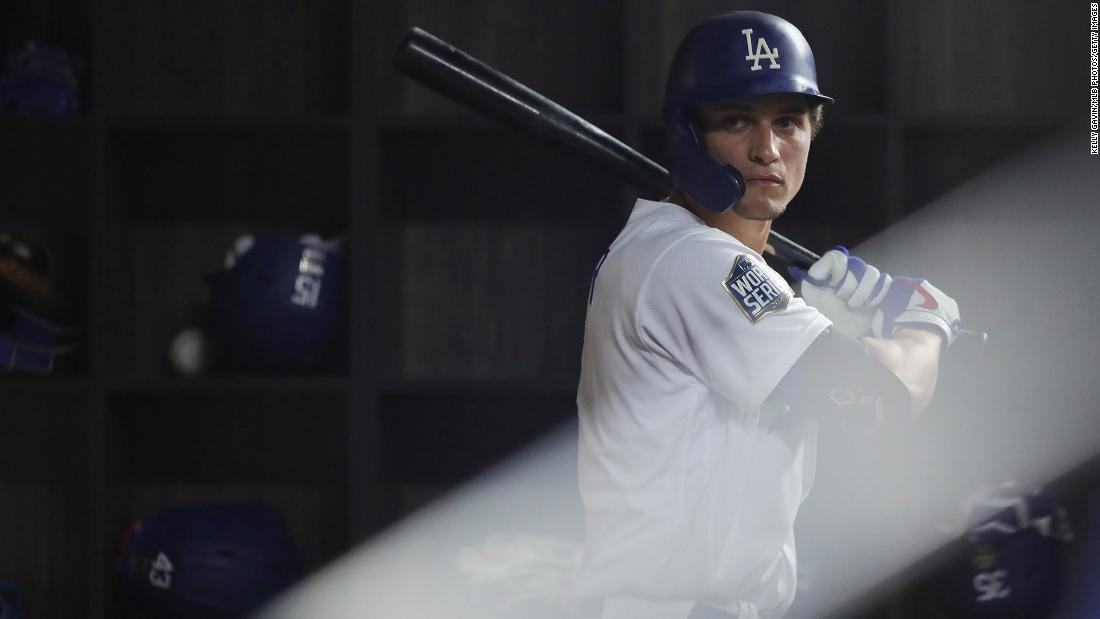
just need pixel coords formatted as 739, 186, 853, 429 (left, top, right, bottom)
695, 94, 813, 221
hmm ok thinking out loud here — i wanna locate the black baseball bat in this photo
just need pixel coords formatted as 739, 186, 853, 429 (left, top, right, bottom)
392, 27, 987, 353
392, 27, 817, 266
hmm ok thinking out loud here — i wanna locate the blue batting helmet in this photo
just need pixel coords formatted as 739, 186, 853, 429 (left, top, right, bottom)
663, 11, 832, 213
0, 233, 79, 373
116, 504, 303, 618
0, 41, 80, 116
939, 486, 1072, 617
205, 234, 347, 373
0, 580, 23, 619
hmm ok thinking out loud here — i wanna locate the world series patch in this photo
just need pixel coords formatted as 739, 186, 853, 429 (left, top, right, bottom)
722, 254, 790, 323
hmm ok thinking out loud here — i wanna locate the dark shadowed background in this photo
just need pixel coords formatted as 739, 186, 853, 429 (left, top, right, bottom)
0, 0, 1090, 617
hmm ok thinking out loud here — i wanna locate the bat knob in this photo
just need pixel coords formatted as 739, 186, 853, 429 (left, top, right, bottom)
951, 328, 989, 366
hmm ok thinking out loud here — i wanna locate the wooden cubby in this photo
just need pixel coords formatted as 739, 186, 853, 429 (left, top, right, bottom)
0, 0, 1080, 616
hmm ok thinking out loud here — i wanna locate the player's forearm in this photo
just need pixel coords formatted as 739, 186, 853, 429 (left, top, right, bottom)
861, 328, 942, 415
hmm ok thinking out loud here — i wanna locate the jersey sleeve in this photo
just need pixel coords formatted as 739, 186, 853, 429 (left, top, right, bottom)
636, 233, 831, 413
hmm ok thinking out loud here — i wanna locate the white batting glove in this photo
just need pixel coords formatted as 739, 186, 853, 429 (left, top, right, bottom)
871, 276, 960, 347
794, 246, 890, 339
793, 246, 961, 347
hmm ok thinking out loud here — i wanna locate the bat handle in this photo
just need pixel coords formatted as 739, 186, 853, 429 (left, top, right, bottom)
952, 328, 989, 365
766, 230, 821, 267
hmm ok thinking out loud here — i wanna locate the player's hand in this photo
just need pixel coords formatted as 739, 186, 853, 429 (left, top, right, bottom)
792, 246, 889, 339
871, 276, 960, 347
793, 246, 960, 347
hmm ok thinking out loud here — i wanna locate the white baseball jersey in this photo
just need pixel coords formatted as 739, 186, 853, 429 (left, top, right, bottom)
574, 198, 831, 618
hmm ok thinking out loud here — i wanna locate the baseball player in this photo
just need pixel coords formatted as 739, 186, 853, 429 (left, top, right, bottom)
574, 12, 960, 619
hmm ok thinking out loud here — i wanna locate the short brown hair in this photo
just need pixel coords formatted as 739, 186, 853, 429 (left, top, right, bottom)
810, 103, 825, 138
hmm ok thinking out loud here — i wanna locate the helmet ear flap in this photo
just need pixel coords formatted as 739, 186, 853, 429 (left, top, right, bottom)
667, 110, 746, 214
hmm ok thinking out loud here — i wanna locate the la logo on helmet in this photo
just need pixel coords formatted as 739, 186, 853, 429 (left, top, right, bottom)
742, 29, 780, 71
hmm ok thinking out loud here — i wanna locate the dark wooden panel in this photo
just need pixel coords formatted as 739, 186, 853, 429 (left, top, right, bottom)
377, 0, 624, 117
379, 390, 575, 483
632, 0, 888, 118
0, 120, 89, 221
380, 128, 626, 223
897, 0, 1080, 118
110, 126, 348, 227
0, 387, 87, 483
903, 128, 1048, 213
400, 223, 609, 382
2, 0, 89, 51
792, 126, 892, 235
98, 0, 347, 115
0, 484, 88, 619
105, 392, 347, 483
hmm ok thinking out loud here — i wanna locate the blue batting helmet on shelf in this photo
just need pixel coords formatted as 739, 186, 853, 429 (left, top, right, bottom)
0, 232, 79, 373
205, 234, 347, 373
939, 484, 1073, 617
663, 11, 832, 214
0, 580, 23, 619
0, 41, 80, 116
116, 504, 303, 619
